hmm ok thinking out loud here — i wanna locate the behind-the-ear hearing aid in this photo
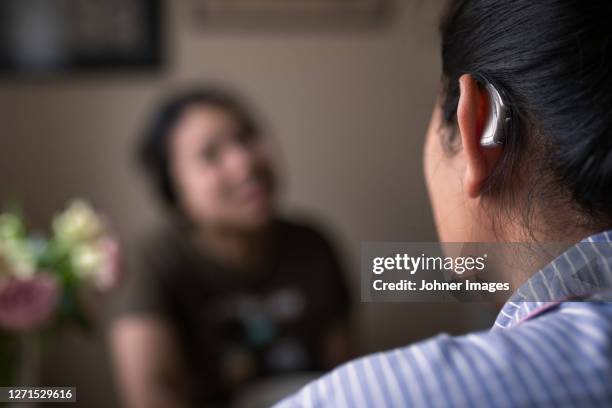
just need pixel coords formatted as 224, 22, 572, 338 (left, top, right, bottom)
479, 78, 512, 147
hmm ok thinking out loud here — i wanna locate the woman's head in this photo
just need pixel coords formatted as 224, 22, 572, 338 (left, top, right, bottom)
139, 88, 276, 230
425, 0, 612, 242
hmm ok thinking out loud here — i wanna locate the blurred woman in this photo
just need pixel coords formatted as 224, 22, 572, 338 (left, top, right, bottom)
109, 88, 352, 408
278, 0, 612, 406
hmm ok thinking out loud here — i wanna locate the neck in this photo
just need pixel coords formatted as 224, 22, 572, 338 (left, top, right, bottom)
496, 219, 603, 290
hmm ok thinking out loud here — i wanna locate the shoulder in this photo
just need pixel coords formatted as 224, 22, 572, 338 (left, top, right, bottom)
117, 222, 196, 297
277, 303, 612, 407
108, 224, 188, 320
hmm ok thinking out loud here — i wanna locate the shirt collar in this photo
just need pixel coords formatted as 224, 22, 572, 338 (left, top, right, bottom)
492, 230, 612, 331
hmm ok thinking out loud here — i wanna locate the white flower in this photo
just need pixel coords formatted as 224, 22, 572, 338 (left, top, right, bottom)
71, 243, 104, 279
53, 200, 104, 246
0, 213, 36, 278
71, 237, 121, 291
0, 213, 24, 241
0, 239, 36, 279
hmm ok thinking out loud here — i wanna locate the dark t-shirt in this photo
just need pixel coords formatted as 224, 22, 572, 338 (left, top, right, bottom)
110, 219, 351, 406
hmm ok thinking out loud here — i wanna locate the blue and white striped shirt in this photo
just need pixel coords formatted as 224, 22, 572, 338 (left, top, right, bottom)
275, 231, 612, 407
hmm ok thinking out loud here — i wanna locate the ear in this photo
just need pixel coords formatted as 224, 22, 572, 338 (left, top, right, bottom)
457, 74, 503, 198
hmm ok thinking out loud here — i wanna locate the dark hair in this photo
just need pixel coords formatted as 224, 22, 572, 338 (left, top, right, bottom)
138, 87, 260, 209
439, 0, 612, 228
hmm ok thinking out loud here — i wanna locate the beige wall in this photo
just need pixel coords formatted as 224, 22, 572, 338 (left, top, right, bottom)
0, 1, 487, 406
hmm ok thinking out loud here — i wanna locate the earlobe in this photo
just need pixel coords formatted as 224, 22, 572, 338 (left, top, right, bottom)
457, 74, 503, 198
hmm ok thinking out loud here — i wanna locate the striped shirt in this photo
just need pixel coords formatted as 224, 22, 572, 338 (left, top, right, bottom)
275, 231, 612, 407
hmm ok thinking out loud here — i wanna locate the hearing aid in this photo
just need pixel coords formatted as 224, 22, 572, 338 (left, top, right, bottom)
479, 79, 512, 147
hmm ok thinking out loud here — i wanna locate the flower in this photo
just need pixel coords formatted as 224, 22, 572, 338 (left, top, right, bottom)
0, 240, 36, 279
0, 213, 36, 278
0, 273, 59, 331
71, 237, 121, 291
0, 213, 25, 241
52, 200, 104, 246
94, 237, 121, 291
0, 237, 36, 281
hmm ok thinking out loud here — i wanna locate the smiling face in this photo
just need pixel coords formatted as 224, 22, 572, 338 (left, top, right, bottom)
169, 104, 275, 231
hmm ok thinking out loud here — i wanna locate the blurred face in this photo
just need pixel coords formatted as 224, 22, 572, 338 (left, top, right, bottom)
423, 104, 496, 243
169, 105, 275, 230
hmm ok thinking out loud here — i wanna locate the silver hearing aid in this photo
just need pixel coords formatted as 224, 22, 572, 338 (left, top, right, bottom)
479, 78, 512, 147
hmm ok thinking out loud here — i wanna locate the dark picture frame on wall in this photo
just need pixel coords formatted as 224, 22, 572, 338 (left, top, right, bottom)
193, 0, 393, 28
0, 0, 162, 75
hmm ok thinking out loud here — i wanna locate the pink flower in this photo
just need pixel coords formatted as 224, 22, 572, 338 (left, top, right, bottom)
95, 237, 122, 291
0, 274, 59, 332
